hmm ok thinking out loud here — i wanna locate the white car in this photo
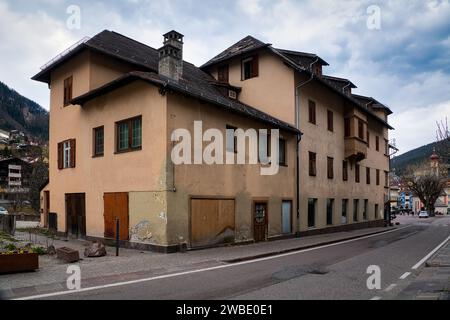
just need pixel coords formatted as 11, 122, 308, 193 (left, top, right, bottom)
418, 211, 429, 219
0, 207, 8, 215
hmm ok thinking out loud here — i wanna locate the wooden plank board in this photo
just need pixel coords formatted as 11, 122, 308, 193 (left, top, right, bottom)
190, 199, 235, 247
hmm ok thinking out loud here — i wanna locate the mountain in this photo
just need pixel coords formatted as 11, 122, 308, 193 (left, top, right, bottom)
391, 140, 448, 175
0, 81, 48, 140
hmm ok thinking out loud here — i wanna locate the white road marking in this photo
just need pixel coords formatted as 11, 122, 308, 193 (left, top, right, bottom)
384, 284, 397, 292
15, 226, 412, 300
411, 234, 450, 270
399, 272, 411, 280
370, 296, 382, 300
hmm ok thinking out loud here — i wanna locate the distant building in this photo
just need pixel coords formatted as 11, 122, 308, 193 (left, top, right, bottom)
0, 157, 33, 201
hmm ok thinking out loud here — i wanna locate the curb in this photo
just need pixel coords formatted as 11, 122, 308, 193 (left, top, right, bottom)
222, 227, 397, 263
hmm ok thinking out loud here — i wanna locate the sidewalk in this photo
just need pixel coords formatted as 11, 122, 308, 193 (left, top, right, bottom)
397, 238, 450, 300
0, 225, 395, 299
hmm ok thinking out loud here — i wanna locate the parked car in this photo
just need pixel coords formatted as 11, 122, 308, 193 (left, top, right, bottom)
0, 207, 8, 215
418, 211, 429, 219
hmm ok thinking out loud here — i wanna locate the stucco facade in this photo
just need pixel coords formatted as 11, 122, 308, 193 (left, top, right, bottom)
37, 30, 391, 252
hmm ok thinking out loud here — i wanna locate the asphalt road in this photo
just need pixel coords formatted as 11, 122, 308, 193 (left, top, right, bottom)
28, 216, 450, 300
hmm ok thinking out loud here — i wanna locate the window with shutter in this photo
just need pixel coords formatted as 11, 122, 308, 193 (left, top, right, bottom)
308, 100, 316, 124
70, 139, 76, 168
241, 55, 259, 80
58, 139, 76, 169
218, 65, 229, 83
327, 110, 333, 132
309, 152, 316, 177
63, 76, 73, 106
57, 142, 63, 170
327, 157, 334, 179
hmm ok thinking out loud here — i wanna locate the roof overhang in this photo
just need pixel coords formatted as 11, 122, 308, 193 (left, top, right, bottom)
71, 72, 301, 135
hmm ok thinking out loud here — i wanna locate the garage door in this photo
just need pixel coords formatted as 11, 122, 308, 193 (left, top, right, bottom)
190, 199, 235, 248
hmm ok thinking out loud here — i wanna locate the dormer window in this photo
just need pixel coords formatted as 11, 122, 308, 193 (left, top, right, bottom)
228, 90, 237, 100
241, 55, 259, 80
218, 64, 229, 83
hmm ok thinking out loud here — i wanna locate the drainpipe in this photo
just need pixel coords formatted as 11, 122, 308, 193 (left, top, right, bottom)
342, 82, 352, 95
294, 57, 319, 236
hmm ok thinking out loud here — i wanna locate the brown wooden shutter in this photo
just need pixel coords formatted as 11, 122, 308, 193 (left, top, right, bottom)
251, 55, 259, 77
57, 142, 63, 170
70, 139, 76, 168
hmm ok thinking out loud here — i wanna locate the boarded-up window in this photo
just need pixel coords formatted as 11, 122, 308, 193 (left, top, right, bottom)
190, 199, 235, 247
218, 64, 229, 83
358, 119, 364, 140
343, 160, 348, 181
327, 110, 334, 132
327, 157, 334, 179
309, 152, 316, 176
308, 100, 316, 124
63, 76, 73, 106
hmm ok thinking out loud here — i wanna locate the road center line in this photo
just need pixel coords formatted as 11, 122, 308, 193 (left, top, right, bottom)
399, 272, 411, 280
370, 296, 382, 300
15, 225, 412, 300
411, 234, 450, 270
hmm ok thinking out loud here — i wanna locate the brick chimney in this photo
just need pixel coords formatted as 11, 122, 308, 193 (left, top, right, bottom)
158, 30, 184, 81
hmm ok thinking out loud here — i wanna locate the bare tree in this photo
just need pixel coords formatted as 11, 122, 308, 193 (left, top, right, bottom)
406, 174, 446, 214
436, 117, 450, 162
403, 161, 446, 214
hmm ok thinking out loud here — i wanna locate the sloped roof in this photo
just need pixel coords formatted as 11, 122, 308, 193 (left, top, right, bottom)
33, 31, 299, 134
322, 75, 357, 91
200, 35, 393, 129
71, 71, 299, 134
352, 94, 393, 116
200, 36, 270, 68
275, 48, 329, 67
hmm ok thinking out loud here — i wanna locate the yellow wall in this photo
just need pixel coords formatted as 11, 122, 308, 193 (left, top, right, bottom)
165, 92, 297, 245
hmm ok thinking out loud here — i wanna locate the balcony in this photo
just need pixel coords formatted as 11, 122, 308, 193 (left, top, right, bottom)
345, 137, 367, 162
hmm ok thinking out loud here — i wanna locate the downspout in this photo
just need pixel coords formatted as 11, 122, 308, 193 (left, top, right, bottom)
294, 57, 319, 236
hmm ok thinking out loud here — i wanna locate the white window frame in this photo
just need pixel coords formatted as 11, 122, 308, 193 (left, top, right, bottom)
63, 140, 71, 169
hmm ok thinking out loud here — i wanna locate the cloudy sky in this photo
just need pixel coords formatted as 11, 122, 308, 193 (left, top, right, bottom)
1, 0, 449, 154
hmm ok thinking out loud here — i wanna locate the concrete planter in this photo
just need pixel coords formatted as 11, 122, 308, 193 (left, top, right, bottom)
0, 252, 39, 274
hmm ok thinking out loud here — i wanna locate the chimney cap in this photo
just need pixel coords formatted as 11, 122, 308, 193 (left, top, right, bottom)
163, 30, 184, 40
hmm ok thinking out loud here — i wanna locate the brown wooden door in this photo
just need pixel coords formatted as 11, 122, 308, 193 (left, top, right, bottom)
190, 199, 235, 248
65, 194, 86, 238
253, 202, 268, 242
104, 193, 129, 241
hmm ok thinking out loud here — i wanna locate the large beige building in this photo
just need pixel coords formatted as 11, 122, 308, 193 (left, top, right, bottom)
36, 30, 393, 252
